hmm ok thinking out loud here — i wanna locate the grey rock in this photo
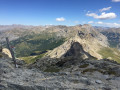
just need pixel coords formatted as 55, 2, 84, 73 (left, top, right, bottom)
95, 80, 102, 84
0, 53, 120, 90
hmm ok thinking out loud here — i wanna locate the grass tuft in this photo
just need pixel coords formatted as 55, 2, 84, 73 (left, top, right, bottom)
82, 68, 104, 74
0, 54, 2, 58
79, 64, 89, 68
81, 68, 118, 76
44, 67, 60, 72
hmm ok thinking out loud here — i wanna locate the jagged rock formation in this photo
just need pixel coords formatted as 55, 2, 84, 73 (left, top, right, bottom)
0, 53, 120, 90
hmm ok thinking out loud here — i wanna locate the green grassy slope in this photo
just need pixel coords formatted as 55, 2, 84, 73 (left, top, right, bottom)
20, 53, 45, 64
98, 47, 120, 63
10, 32, 65, 57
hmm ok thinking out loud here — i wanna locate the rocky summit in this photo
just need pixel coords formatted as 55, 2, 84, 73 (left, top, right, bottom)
0, 47, 120, 90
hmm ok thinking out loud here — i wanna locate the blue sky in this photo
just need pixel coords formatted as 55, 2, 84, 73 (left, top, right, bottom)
0, 0, 120, 27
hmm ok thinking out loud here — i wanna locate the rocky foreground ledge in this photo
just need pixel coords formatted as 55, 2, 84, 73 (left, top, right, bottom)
0, 56, 120, 90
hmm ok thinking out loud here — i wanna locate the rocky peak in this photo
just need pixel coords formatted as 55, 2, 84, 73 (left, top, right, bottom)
63, 42, 93, 59
46, 29, 108, 59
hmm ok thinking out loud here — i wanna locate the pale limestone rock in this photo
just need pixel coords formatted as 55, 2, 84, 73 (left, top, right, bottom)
2, 48, 12, 58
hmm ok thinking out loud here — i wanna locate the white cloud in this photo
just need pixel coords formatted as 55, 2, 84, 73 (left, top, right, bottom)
97, 21, 103, 24
99, 7, 112, 12
96, 21, 120, 27
113, 23, 120, 27
74, 21, 79, 24
112, 0, 120, 2
88, 21, 94, 24
56, 17, 65, 21
86, 12, 117, 20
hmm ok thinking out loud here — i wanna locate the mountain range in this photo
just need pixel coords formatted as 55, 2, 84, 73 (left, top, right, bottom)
0, 24, 120, 90
0, 24, 120, 63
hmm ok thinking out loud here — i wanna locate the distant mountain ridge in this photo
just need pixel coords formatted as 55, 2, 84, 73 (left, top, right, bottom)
46, 24, 108, 60
94, 26, 120, 49
0, 24, 120, 63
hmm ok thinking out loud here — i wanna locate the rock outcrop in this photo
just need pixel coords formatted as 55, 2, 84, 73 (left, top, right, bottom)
0, 54, 120, 90
2, 48, 12, 58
